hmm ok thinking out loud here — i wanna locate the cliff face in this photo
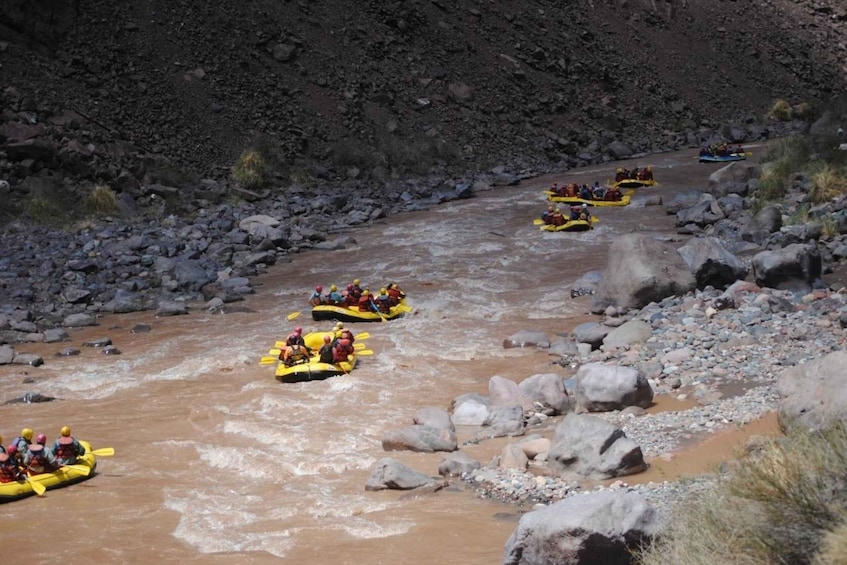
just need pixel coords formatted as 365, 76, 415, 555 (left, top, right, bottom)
0, 0, 845, 191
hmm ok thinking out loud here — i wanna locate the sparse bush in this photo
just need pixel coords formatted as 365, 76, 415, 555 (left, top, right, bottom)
638, 425, 847, 565
769, 98, 794, 121
821, 217, 840, 238
756, 136, 810, 200
84, 184, 118, 216
793, 102, 814, 120
232, 148, 269, 189
24, 196, 70, 226
809, 163, 847, 204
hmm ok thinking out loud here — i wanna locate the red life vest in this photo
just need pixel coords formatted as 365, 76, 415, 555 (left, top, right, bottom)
26, 445, 56, 475
0, 454, 19, 483
55, 436, 81, 462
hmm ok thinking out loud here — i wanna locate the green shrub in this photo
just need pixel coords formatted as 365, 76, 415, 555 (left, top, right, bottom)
769, 98, 794, 121
638, 425, 847, 565
84, 184, 118, 216
756, 137, 810, 200
232, 148, 269, 189
793, 102, 814, 120
24, 196, 70, 226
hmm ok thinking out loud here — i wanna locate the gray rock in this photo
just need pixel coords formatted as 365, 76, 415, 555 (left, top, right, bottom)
602, 320, 653, 349
590, 234, 696, 314
413, 406, 455, 431
575, 363, 654, 412
382, 425, 458, 452
677, 236, 749, 290
365, 458, 445, 491
547, 413, 647, 479
438, 451, 482, 477
502, 491, 659, 565
777, 350, 847, 432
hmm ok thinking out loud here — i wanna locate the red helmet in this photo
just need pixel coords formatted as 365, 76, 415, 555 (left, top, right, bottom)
323, 335, 332, 343
347, 284, 353, 291
36, 434, 47, 445
294, 327, 302, 335
7, 444, 17, 455
315, 285, 323, 292
340, 339, 351, 347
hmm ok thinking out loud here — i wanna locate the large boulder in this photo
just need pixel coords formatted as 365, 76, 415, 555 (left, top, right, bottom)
590, 234, 696, 314
741, 204, 782, 245
777, 350, 847, 432
751, 242, 822, 292
547, 413, 647, 479
381, 425, 458, 452
677, 236, 749, 289
575, 363, 654, 412
518, 373, 572, 415
705, 161, 759, 197
364, 458, 447, 491
502, 490, 659, 565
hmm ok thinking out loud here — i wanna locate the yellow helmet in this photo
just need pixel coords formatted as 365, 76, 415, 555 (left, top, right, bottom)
22, 428, 33, 441
647, 165, 653, 171
334, 322, 343, 329
330, 284, 337, 291
60, 426, 71, 437
555, 208, 561, 213
353, 279, 360, 286
362, 290, 369, 296
380, 288, 387, 294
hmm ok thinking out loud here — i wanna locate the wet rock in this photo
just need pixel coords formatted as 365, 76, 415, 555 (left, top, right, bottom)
365, 457, 447, 491
382, 425, 458, 453
4, 392, 57, 405
82, 337, 112, 347
439, 451, 482, 477
11, 353, 43, 366
55, 347, 81, 356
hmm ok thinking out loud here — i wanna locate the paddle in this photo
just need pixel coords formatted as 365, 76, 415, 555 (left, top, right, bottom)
61, 464, 91, 476
259, 355, 279, 366
25, 476, 46, 496
91, 448, 115, 457
356, 350, 374, 356
286, 310, 304, 321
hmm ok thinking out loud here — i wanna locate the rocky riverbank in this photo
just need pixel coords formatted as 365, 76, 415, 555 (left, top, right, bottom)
465, 282, 847, 519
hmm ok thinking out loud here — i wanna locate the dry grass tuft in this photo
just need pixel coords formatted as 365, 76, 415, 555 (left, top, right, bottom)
85, 184, 118, 216
232, 148, 269, 189
638, 425, 847, 565
769, 98, 794, 121
809, 163, 847, 204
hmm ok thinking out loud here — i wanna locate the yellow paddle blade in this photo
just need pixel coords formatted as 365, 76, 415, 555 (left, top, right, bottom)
356, 350, 374, 356
62, 464, 92, 476
26, 476, 46, 496
354, 343, 366, 350
286, 311, 302, 321
260, 356, 279, 365
533, 218, 544, 225
591, 216, 600, 222
91, 448, 115, 457
268, 348, 282, 356
354, 332, 369, 340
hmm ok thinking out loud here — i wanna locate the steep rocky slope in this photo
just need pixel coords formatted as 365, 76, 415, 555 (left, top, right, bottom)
0, 0, 845, 208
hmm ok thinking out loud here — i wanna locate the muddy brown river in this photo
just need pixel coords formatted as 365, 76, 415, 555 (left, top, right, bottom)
0, 146, 781, 563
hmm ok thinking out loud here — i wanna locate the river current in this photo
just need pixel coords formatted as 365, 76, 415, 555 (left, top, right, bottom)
0, 146, 757, 563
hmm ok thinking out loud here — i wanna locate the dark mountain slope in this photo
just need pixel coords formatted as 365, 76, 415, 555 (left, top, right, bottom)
0, 0, 845, 188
